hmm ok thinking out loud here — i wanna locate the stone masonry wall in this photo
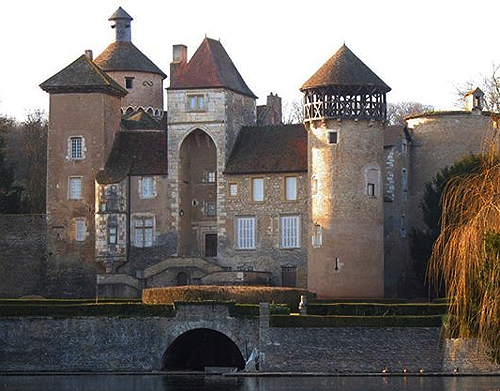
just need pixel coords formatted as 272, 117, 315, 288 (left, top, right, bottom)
0, 215, 46, 298
0, 304, 258, 372
260, 326, 443, 373
222, 173, 308, 287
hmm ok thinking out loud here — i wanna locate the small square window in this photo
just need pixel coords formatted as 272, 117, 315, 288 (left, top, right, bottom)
140, 177, 155, 199
229, 182, 238, 196
75, 218, 85, 241
312, 224, 322, 247
206, 201, 216, 216
69, 177, 82, 200
188, 95, 205, 111
108, 226, 117, 244
328, 131, 338, 144
367, 183, 375, 196
125, 77, 134, 89
252, 178, 264, 201
207, 171, 216, 183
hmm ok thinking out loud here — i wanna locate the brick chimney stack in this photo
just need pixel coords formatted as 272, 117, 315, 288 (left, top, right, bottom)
170, 45, 187, 86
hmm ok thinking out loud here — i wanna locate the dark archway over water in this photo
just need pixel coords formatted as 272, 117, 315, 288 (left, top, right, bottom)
162, 328, 245, 371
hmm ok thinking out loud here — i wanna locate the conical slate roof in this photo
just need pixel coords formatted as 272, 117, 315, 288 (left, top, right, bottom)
40, 54, 128, 97
109, 6, 133, 21
94, 41, 167, 78
169, 37, 257, 99
301, 44, 391, 92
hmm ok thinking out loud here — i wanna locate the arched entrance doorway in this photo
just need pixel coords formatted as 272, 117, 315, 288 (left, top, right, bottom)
162, 328, 245, 371
179, 129, 217, 256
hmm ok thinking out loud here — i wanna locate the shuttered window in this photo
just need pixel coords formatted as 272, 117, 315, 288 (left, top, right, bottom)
237, 217, 255, 249
280, 215, 300, 248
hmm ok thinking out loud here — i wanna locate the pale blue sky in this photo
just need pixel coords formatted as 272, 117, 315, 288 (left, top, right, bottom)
1, 0, 498, 120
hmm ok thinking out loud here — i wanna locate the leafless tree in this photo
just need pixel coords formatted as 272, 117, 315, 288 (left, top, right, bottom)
282, 99, 304, 124
455, 64, 500, 112
17, 110, 48, 213
387, 102, 434, 126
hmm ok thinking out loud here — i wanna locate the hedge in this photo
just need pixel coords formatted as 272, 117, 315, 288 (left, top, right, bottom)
0, 303, 175, 318
306, 303, 448, 316
143, 286, 315, 311
269, 315, 445, 328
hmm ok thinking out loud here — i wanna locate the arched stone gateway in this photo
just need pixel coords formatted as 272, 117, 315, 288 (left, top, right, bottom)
162, 328, 245, 371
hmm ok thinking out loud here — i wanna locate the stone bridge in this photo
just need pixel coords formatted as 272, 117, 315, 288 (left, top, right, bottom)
2, 302, 500, 374
0, 303, 259, 372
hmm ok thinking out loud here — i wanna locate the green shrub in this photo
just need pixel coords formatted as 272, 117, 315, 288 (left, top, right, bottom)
306, 303, 448, 316
269, 315, 444, 328
143, 286, 315, 311
0, 303, 174, 318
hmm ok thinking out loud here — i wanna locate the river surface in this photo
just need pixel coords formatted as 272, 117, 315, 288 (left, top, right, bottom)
2, 374, 500, 391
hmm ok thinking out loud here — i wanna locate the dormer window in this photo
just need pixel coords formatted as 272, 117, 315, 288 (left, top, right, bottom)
188, 95, 205, 111
125, 77, 134, 89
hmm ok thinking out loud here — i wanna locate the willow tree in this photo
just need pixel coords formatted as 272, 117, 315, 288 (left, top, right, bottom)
430, 151, 500, 360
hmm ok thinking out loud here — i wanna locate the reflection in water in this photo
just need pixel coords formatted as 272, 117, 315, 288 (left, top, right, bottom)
2, 374, 500, 391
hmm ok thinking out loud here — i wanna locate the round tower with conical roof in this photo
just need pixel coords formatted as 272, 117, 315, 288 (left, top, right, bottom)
301, 44, 390, 298
94, 7, 167, 118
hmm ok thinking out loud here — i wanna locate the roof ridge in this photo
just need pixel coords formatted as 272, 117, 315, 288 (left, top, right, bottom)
205, 38, 223, 88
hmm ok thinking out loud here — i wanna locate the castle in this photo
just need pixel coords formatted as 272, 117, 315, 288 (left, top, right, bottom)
37, 7, 494, 299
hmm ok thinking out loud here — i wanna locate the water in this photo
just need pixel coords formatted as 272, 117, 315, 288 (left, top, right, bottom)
2, 374, 500, 391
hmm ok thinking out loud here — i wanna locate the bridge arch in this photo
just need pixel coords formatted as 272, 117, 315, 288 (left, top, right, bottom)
162, 328, 245, 371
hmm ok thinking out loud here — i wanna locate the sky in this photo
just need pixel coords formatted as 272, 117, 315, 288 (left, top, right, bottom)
1, 0, 499, 121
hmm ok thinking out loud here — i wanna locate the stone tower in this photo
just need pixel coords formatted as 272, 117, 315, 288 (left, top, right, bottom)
94, 7, 167, 118
40, 53, 127, 297
167, 38, 257, 258
301, 44, 390, 298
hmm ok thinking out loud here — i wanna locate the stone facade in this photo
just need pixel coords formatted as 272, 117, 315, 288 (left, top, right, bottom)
18, 7, 496, 300
307, 119, 384, 298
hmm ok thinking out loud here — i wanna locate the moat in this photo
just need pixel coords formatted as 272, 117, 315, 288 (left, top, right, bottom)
2, 374, 500, 391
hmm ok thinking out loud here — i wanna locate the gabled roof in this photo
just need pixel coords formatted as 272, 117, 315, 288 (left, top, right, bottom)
121, 110, 163, 131
224, 124, 307, 174
94, 41, 167, 79
40, 54, 128, 97
109, 6, 133, 21
384, 125, 410, 147
96, 131, 168, 184
301, 44, 391, 93
169, 37, 257, 99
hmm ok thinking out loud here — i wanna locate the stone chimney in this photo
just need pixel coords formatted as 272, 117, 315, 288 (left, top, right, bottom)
465, 87, 484, 113
257, 93, 282, 126
84, 50, 93, 61
170, 45, 187, 87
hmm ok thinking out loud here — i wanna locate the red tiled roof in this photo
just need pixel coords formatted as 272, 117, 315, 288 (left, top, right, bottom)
169, 37, 257, 98
224, 124, 307, 174
301, 44, 391, 93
